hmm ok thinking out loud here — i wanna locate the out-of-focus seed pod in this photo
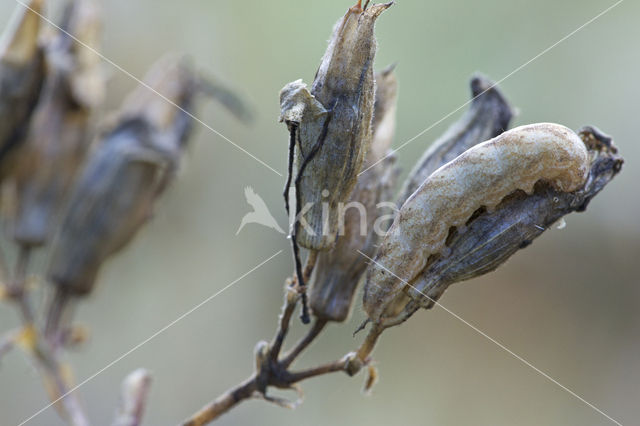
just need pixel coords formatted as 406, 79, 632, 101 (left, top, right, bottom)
12, 0, 105, 248
397, 74, 514, 206
279, 1, 393, 250
116, 54, 252, 143
309, 66, 399, 322
0, 0, 45, 174
116, 55, 198, 154
45, 55, 245, 336
45, 57, 196, 332
363, 123, 592, 324
376, 127, 622, 326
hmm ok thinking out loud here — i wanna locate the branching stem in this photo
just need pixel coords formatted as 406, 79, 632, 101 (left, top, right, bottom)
2, 246, 90, 426
180, 281, 385, 426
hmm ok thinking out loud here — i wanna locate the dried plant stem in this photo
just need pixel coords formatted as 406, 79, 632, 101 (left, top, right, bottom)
182, 377, 259, 426
284, 359, 347, 383
30, 340, 90, 426
181, 284, 381, 426
3, 246, 90, 426
9, 247, 35, 323
281, 319, 327, 368
356, 323, 384, 363
0, 329, 17, 359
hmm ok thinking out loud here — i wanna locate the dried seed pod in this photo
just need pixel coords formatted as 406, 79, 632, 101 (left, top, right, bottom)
280, 1, 393, 250
49, 120, 178, 291
46, 56, 196, 296
117, 54, 251, 138
45, 55, 248, 336
309, 66, 399, 322
397, 74, 514, 206
12, 0, 105, 248
116, 54, 198, 153
363, 123, 591, 323
374, 127, 622, 325
0, 0, 45, 173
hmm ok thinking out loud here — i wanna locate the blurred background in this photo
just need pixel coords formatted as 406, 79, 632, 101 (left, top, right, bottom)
0, 0, 638, 425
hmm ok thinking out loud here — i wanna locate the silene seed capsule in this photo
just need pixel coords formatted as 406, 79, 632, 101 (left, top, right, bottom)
279, 1, 393, 250
45, 56, 198, 335
45, 55, 247, 336
0, 0, 45, 176
12, 0, 104, 248
363, 123, 592, 324
309, 66, 399, 322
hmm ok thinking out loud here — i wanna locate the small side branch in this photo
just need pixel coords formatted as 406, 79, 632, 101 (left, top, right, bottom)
180, 281, 386, 426
181, 377, 259, 426
268, 284, 299, 362
281, 319, 327, 368
2, 246, 90, 426
0, 329, 17, 361
284, 358, 347, 383
8, 247, 35, 323
112, 368, 153, 426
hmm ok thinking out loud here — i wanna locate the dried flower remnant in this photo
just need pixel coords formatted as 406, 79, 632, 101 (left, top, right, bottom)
44, 56, 201, 337
373, 127, 623, 325
0, 0, 45, 174
397, 74, 514, 206
363, 123, 591, 323
12, 0, 105, 248
280, 1, 392, 322
309, 66, 399, 322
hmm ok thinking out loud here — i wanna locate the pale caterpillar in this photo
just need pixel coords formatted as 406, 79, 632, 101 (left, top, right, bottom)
363, 123, 591, 323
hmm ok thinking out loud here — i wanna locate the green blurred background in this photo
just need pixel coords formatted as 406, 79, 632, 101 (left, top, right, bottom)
1, 0, 639, 425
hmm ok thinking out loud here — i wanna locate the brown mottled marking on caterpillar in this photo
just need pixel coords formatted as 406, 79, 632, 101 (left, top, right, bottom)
363, 123, 590, 322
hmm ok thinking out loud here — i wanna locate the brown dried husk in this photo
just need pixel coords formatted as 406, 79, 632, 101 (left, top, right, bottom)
280, 2, 393, 250
309, 66, 399, 322
12, 0, 105, 247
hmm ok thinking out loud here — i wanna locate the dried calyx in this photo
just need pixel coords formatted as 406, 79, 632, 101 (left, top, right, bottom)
309, 66, 400, 323
279, 0, 392, 322
364, 125, 622, 327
